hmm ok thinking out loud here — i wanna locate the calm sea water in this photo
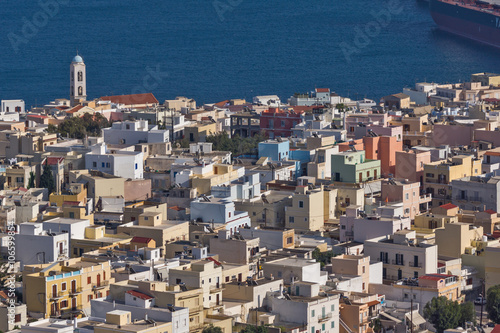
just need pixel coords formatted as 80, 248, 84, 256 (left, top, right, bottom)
1, 0, 500, 108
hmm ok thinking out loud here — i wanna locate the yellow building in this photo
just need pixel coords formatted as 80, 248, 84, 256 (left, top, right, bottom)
49, 183, 87, 207
184, 122, 217, 143
485, 243, 500, 291
413, 212, 458, 233
284, 185, 336, 232
191, 164, 244, 195
71, 225, 132, 257
424, 155, 481, 207
471, 72, 500, 87
23, 258, 114, 318
109, 280, 206, 332
94, 310, 172, 333
435, 222, 484, 258
4, 163, 36, 190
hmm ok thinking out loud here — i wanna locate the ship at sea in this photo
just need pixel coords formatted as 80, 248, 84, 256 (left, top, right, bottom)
429, 0, 500, 48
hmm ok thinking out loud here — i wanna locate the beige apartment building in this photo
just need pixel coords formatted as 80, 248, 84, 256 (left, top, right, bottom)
169, 259, 223, 309
424, 155, 481, 207
435, 223, 484, 258
285, 185, 336, 232
330, 255, 371, 293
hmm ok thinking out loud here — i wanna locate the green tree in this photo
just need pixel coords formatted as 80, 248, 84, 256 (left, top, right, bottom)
370, 318, 383, 333
206, 131, 268, 157
486, 284, 500, 324
27, 171, 36, 189
423, 297, 475, 333
202, 325, 223, 333
39, 162, 55, 194
50, 112, 110, 139
312, 248, 337, 268
240, 326, 268, 333
459, 301, 476, 325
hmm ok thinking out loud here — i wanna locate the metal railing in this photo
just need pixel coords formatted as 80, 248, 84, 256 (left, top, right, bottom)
318, 312, 332, 322
409, 261, 422, 268
391, 259, 405, 266
92, 280, 109, 290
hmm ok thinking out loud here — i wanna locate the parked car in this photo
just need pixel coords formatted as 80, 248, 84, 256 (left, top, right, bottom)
474, 296, 487, 305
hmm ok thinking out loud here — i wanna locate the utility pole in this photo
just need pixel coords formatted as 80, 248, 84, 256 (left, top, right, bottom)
480, 279, 485, 326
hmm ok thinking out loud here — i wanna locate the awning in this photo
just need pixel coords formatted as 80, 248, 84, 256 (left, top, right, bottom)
406, 312, 426, 326
380, 312, 402, 324
367, 300, 381, 307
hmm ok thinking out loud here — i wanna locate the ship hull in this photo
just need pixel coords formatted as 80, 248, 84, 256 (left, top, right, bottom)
430, 0, 500, 48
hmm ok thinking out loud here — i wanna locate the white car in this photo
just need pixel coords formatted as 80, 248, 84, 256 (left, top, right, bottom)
474, 296, 487, 305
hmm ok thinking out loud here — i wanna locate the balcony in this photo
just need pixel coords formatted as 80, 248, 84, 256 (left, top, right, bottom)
345, 231, 354, 237
318, 313, 332, 323
49, 291, 67, 300
391, 259, 405, 266
92, 280, 109, 290
409, 261, 422, 268
418, 194, 432, 203
376, 258, 389, 264
69, 287, 83, 295
209, 285, 223, 293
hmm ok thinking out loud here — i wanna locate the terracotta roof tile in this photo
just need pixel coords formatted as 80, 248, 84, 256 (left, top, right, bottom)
100, 93, 158, 105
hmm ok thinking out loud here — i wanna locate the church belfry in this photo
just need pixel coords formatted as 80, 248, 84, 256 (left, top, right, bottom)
70, 54, 87, 106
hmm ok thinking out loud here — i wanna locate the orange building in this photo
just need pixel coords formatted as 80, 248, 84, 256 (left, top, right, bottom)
338, 136, 403, 178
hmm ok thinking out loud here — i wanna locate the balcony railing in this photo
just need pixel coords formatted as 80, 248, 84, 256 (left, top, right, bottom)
69, 287, 83, 295
209, 285, 223, 293
409, 261, 422, 268
318, 313, 332, 322
92, 280, 109, 290
377, 258, 389, 264
49, 291, 67, 299
345, 231, 354, 237
391, 259, 405, 266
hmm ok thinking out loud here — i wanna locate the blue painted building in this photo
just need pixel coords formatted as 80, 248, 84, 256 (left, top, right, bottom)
258, 140, 290, 162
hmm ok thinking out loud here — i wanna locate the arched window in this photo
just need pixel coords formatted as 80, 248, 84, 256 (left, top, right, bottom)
78, 86, 83, 96
78, 71, 83, 82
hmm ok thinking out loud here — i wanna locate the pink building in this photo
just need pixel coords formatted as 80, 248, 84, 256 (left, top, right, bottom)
395, 150, 431, 183
339, 135, 403, 178
381, 179, 431, 219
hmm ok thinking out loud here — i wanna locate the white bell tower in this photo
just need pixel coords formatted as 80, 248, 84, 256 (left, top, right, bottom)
70, 54, 87, 106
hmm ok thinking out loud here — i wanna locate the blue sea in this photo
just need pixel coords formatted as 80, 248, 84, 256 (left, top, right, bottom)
1, 0, 500, 108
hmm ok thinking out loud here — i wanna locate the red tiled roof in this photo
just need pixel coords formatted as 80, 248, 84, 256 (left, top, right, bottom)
13, 187, 28, 192
315, 88, 330, 93
66, 105, 84, 114
27, 114, 48, 119
485, 151, 500, 156
131, 236, 153, 244
126, 290, 153, 300
419, 274, 453, 281
169, 206, 185, 211
207, 256, 223, 267
100, 93, 159, 105
491, 324, 500, 333
485, 209, 497, 214
214, 100, 231, 107
46, 156, 64, 165
440, 203, 457, 210
367, 300, 380, 307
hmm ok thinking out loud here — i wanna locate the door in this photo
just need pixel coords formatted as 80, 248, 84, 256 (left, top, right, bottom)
96, 274, 101, 287
398, 269, 402, 280
216, 293, 220, 306
359, 172, 362, 182
374, 169, 378, 179
52, 284, 57, 297
71, 280, 76, 293
72, 297, 77, 311
238, 273, 242, 282
59, 242, 63, 255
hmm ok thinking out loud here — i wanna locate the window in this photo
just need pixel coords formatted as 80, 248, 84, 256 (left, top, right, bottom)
277, 271, 282, 278
299, 201, 304, 208
322, 323, 325, 331
102, 162, 105, 168
331, 304, 335, 311
286, 237, 293, 244
78, 71, 83, 82
331, 321, 335, 329
135, 163, 138, 170
78, 86, 83, 96
106, 162, 110, 168
289, 216, 294, 223
69, 212, 75, 218
15, 314, 21, 323
61, 282, 67, 291
88, 276, 92, 284
88, 295, 93, 302
405, 193, 409, 200
362, 266, 366, 274
312, 309, 315, 317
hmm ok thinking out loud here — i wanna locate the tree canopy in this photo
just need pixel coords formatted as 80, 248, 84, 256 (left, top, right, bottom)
240, 325, 268, 333
206, 132, 267, 157
47, 112, 110, 139
202, 325, 223, 333
486, 284, 500, 324
423, 297, 475, 333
